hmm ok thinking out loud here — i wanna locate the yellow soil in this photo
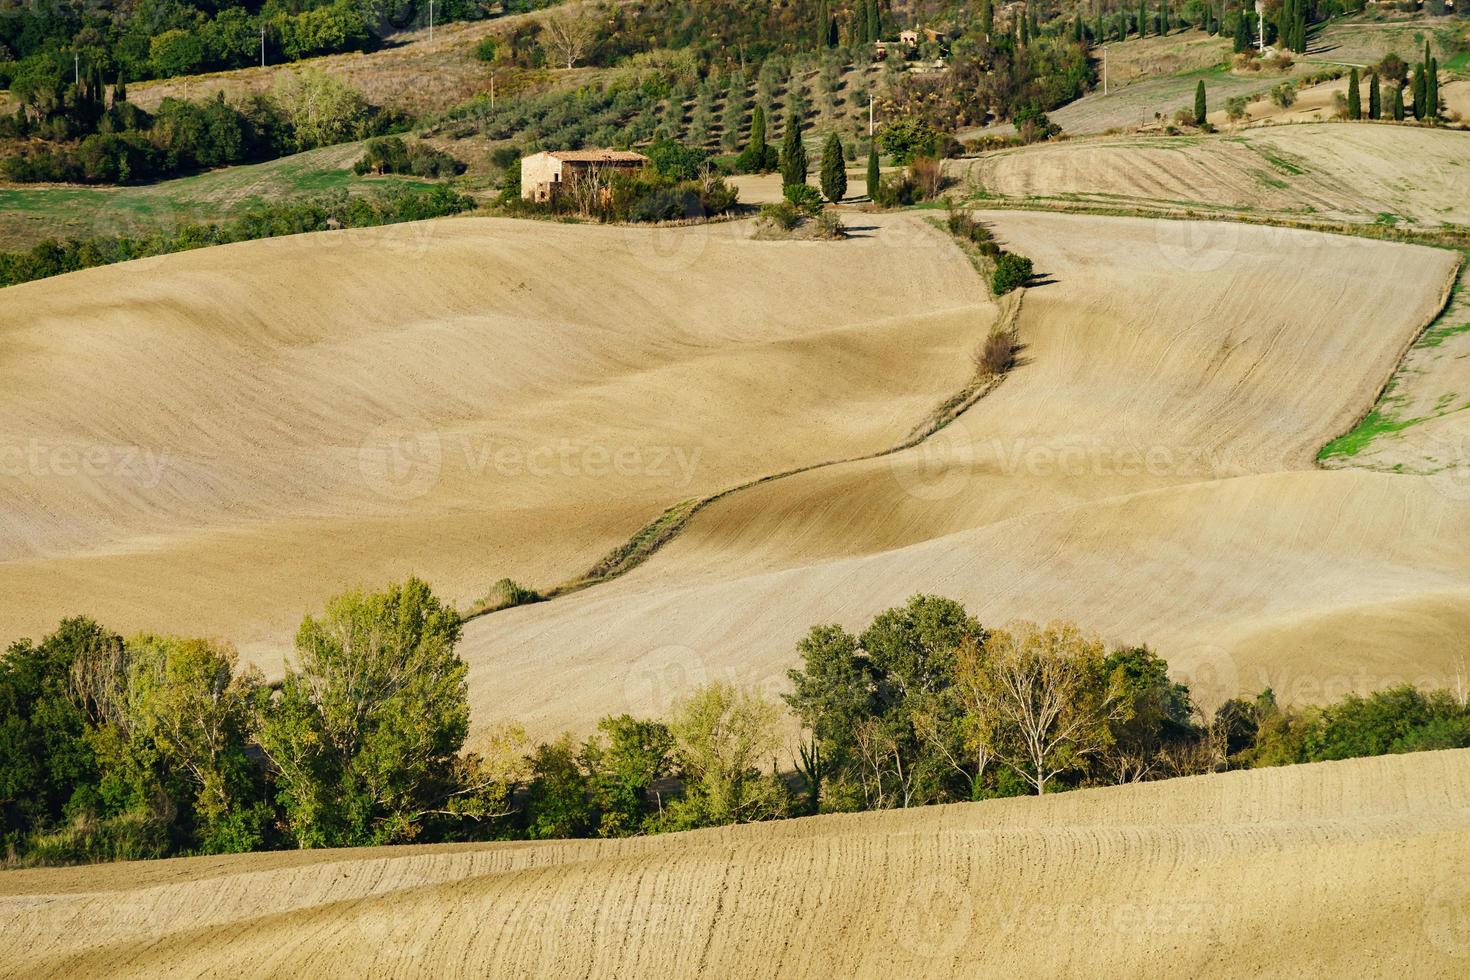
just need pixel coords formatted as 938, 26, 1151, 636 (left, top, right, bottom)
457, 211, 1466, 737
0, 212, 992, 669
956, 123, 1470, 227
3, 749, 1467, 978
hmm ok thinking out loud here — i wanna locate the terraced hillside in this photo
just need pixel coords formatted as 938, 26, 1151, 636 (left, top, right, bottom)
3, 749, 1467, 978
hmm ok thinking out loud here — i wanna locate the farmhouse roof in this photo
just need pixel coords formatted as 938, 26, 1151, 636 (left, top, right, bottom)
547, 149, 650, 163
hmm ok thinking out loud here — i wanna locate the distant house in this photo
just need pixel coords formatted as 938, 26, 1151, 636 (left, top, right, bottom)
520, 149, 650, 202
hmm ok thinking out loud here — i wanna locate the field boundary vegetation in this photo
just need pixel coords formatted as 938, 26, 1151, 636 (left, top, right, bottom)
466, 214, 1031, 618
7, 582, 1469, 867
0, 183, 475, 289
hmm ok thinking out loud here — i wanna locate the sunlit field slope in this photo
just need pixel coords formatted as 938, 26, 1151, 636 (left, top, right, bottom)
459, 211, 1466, 737
3, 749, 1467, 978
0, 212, 993, 668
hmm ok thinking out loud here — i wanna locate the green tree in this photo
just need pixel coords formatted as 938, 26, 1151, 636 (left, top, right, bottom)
581, 715, 675, 836
1347, 67, 1361, 119
1426, 57, 1439, 121
866, 143, 881, 200
1233, 10, 1249, 52
1194, 80, 1207, 125
980, 0, 994, 38
664, 682, 786, 828
780, 111, 807, 188
1411, 62, 1426, 120
256, 578, 470, 847
269, 68, 370, 151
1393, 82, 1406, 121
736, 104, 778, 173
866, 0, 881, 41
784, 624, 875, 809
819, 132, 847, 202
123, 635, 271, 853
965, 622, 1121, 795
0, 619, 113, 844
524, 735, 593, 839
1368, 71, 1381, 119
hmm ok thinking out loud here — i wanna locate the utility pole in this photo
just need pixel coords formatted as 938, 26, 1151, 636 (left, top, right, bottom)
490, 72, 496, 109
74, 52, 79, 87
260, 26, 266, 68
1103, 45, 1108, 95
429, 0, 434, 41
869, 93, 874, 136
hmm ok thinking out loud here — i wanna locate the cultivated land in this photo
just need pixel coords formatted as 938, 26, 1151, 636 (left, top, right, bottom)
957, 123, 1470, 227
3, 748, 1468, 977
0, 211, 990, 670
457, 211, 1466, 738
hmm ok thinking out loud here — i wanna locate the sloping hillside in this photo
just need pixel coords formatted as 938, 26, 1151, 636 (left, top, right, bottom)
457, 211, 1466, 736
0, 212, 993, 667
956, 124, 1470, 228
3, 749, 1467, 978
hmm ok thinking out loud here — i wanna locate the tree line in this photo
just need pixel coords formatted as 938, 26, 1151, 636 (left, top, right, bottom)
0, 0, 552, 91
2, 69, 409, 185
4, 581, 1467, 867
0, 183, 475, 290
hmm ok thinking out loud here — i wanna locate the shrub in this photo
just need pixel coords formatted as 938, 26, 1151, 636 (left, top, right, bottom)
475, 37, 499, 62
991, 251, 1033, 295
908, 156, 944, 199
756, 200, 801, 232
1270, 82, 1296, 109
974, 327, 1017, 374
354, 136, 465, 178
811, 210, 846, 240
1225, 95, 1250, 122
485, 578, 542, 610
782, 182, 824, 215
878, 116, 942, 165
871, 174, 920, 207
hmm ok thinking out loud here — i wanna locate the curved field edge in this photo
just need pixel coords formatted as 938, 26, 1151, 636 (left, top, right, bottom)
1319, 254, 1470, 467
465, 258, 1025, 619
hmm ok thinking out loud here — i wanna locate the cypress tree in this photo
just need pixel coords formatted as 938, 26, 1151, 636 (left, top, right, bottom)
1074, 14, 1083, 43
1233, 11, 1248, 52
1427, 57, 1439, 121
1020, 9, 1030, 46
866, 0, 881, 41
853, 1, 868, 45
1117, 9, 1127, 40
1194, 80, 1207, 125
1411, 63, 1426, 120
980, 0, 994, 39
866, 143, 881, 200
1138, 0, 1147, 37
1029, 7, 1039, 40
818, 1, 829, 47
820, 133, 847, 202
1094, 7, 1103, 43
1347, 67, 1361, 119
780, 111, 807, 188
1368, 71, 1380, 120
1392, 84, 1405, 121
1161, 0, 1170, 34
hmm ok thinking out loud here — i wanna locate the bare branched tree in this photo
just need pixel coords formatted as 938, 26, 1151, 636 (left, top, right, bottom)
542, 6, 598, 70
969, 622, 1123, 795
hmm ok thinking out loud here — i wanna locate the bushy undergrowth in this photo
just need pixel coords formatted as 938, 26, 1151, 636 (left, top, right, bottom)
354, 136, 464, 178
0, 184, 476, 288
6, 586, 1467, 867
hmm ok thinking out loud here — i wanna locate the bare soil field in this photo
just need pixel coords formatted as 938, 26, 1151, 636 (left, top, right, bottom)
456, 211, 1466, 738
0, 212, 991, 669
956, 123, 1470, 227
3, 748, 1467, 978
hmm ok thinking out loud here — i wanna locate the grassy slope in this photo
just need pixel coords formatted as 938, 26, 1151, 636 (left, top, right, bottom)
0, 142, 445, 250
